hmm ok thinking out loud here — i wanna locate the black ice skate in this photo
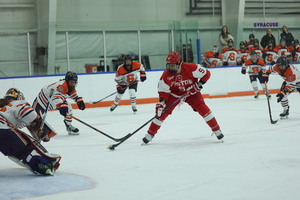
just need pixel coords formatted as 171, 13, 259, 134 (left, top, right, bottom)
64, 121, 79, 135
265, 93, 271, 98
142, 134, 154, 144
213, 129, 224, 141
132, 105, 137, 113
280, 106, 289, 119
110, 104, 118, 112
254, 93, 259, 99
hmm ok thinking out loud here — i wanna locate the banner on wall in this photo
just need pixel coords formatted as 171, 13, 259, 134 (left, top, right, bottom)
253, 22, 279, 28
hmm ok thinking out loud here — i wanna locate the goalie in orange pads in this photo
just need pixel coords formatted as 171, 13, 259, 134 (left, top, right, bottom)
0, 88, 61, 175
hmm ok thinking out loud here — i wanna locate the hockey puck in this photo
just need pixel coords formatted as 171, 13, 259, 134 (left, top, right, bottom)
108, 145, 115, 151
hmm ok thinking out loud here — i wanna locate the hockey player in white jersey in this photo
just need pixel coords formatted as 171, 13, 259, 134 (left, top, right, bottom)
222, 39, 241, 66
262, 40, 278, 64
32, 71, 86, 139
0, 88, 61, 175
241, 51, 270, 99
265, 56, 300, 119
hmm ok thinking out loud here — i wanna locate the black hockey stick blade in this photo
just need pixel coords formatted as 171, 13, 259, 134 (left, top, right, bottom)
107, 92, 192, 150
108, 116, 156, 151
265, 83, 278, 124
90, 91, 117, 104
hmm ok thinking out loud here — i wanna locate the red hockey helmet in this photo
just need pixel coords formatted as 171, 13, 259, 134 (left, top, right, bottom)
166, 52, 182, 64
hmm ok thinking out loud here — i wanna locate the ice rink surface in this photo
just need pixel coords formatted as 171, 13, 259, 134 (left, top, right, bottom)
1, 94, 300, 200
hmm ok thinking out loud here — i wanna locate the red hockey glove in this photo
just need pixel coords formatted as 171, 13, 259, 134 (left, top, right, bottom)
155, 102, 165, 117
75, 97, 85, 110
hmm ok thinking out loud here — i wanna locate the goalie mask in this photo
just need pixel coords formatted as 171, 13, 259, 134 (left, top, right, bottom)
5, 88, 25, 101
166, 52, 182, 74
212, 45, 218, 53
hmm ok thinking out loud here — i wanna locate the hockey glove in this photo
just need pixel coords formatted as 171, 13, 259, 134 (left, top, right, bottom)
260, 72, 269, 83
116, 80, 127, 85
187, 83, 201, 95
241, 68, 246, 74
140, 76, 147, 82
75, 97, 85, 110
58, 103, 69, 117
276, 91, 285, 103
155, 102, 166, 117
28, 115, 43, 133
223, 61, 229, 66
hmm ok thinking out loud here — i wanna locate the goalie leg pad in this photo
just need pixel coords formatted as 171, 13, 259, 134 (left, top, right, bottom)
22, 150, 54, 175
19, 132, 61, 175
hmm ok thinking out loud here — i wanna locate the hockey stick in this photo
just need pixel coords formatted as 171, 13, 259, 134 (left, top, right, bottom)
72, 116, 130, 142
89, 80, 140, 104
264, 82, 278, 124
89, 91, 117, 104
107, 91, 191, 150
40, 89, 55, 130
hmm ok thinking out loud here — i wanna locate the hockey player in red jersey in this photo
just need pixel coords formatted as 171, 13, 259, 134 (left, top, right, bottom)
110, 54, 146, 113
201, 45, 223, 67
241, 51, 270, 99
142, 52, 224, 144
265, 56, 300, 119
222, 39, 241, 66
262, 40, 278, 64
0, 88, 61, 175
238, 41, 250, 65
249, 39, 263, 58
32, 71, 86, 139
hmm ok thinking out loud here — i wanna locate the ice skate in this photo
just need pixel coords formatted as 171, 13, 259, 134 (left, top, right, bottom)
64, 121, 79, 135
280, 106, 289, 119
265, 93, 271, 98
142, 133, 154, 144
254, 93, 259, 99
132, 105, 137, 113
212, 129, 224, 141
110, 104, 118, 112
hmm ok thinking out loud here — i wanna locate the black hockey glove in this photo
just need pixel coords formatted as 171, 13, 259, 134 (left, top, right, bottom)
75, 97, 85, 110
58, 103, 69, 117
141, 76, 147, 82
276, 91, 285, 103
223, 61, 229, 66
241, 68, 246, 74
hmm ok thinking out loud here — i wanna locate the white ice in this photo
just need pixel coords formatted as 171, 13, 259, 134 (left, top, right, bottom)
1, 94, 300, 200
